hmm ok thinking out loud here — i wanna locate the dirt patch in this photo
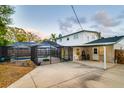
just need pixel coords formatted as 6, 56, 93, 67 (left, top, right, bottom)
0, 61, 36, 88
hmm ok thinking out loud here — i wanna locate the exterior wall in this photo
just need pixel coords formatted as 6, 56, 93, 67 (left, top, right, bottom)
106, 45, 114, 63
73, 47, 92, 61
98, 46, 114, 63
114, 38, 124, 50
73, 47, 82, 61
73, 45, 114, 63
61, 47, 69, 59
57, 32, 100, 46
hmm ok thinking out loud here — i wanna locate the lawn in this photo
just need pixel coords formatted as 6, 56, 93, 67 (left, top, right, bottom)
0, 62, 35, 88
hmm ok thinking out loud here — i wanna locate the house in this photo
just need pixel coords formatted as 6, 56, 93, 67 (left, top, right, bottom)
56, 30, 124, 69
56, 30, 101, 61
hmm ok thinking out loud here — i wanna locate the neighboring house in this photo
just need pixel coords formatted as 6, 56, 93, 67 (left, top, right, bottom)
56, 30, 124, 66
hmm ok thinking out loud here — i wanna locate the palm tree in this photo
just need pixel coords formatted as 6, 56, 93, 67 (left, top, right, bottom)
50, 33, 57, 42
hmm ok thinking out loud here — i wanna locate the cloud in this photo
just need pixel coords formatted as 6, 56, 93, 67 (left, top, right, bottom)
119, 28, 124, 34
98, 26, 118, 37
90, 25, 99, 29
58, 20, 73, 35
58, 16, 87, 35
66, 16, 87, 24
117, 11, 124, 19
92, 11, 121, 27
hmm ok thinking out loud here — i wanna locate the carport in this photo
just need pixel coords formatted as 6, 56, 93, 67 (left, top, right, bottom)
79, 36, 124, 69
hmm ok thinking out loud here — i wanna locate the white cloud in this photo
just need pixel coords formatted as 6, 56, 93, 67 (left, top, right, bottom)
90, 25, 99, 29
66, 16, 87, 24
58, 16, 87, 35
117, 11, 124, 19
92, 11, 121, 27
98, 26, 118, 37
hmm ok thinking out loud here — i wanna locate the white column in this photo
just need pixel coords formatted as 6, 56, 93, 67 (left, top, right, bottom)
103, 46, 107, 70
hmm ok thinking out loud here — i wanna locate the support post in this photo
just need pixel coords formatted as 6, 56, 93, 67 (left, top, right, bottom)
50, 44, 52, 64
103, 46, 107, 70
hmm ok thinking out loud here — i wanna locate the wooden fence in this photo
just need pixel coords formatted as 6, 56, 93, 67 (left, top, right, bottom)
115, 49, 124, 64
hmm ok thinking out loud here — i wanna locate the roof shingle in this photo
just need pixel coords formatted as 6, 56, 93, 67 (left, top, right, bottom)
87, 36, 124, 44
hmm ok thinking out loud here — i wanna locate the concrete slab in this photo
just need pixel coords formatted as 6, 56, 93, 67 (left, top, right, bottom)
8, 73, 36, 88
76, 61, 116, 69
8, 62, 124, 88
8, 62, 101, 88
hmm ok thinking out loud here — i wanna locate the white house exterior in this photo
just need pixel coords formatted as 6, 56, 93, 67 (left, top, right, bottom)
56, 30, 124, 68
56, 30, 101, 46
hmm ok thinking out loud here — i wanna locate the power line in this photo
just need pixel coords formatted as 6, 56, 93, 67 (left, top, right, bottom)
71, 5, 83, 30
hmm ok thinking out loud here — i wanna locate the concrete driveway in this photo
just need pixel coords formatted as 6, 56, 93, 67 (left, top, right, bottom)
8, 62, 124, 88
8, 62, 103, 88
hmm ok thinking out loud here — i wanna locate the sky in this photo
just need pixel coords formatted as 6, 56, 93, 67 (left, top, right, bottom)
10, 5, 124, 38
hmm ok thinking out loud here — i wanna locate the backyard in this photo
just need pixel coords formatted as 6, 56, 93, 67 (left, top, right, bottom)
0, 61, 36, 88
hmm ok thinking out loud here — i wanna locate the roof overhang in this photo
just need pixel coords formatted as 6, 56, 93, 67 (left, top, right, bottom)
60, 42, 116, 47
82, 42, 116, 46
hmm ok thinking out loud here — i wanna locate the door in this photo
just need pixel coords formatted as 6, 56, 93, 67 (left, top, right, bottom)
93, 47, 99, 60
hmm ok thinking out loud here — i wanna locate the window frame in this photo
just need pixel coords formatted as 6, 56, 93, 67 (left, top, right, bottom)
73, 34, 78, 39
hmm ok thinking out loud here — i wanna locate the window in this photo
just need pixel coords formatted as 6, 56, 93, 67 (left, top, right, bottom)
74, 34, 78, 39
67, 37, 69, 41
94, 48, 97, 54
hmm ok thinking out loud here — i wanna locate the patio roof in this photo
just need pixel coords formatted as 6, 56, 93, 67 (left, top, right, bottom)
83, 35, 124, 46
11, 42, 38, 48
38, 41, 61, 48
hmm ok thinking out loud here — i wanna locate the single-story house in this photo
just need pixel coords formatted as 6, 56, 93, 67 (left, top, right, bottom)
56, 30, 124, 69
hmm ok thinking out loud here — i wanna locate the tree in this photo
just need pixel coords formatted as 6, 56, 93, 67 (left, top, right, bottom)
49, 33, 58, 42
0, 5, 14, 46
7, 27, 42, 42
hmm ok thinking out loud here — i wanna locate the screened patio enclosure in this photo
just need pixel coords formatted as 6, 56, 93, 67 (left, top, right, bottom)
10, 42, 38, 61
31, 41, 61, 65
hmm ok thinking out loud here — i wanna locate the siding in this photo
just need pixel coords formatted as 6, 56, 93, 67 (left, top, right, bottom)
56, 32, 99, 46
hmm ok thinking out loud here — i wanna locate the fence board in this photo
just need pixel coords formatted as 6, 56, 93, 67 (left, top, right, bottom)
115, 49, 124, 64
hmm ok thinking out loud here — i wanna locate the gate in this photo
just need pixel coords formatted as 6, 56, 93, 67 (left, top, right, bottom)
31, 41, 61, 65
115, 49, 124, 64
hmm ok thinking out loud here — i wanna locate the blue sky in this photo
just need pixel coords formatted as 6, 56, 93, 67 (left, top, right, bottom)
11, 5, 124, 38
